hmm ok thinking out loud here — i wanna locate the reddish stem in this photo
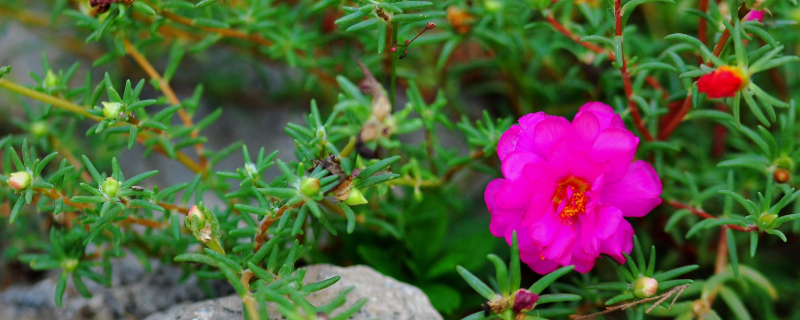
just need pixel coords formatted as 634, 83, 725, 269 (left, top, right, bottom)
615, 0, 654, 141
666, 199, 758, 232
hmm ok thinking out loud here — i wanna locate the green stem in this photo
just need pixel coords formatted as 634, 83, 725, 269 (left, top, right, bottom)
390, 22, 398, 108
0, 79, 103, 122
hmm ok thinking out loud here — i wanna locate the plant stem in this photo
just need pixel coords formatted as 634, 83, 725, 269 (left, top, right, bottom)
658, 8, 750, 140
0, 79, 103, 122
666, 199, 758, 232
0, 78, 205, 173
390, 22, 398, 108
614, 0, 655, 142
123, 39, 208, 169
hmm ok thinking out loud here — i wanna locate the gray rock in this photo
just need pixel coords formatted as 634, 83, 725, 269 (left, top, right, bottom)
144, 264, 443, 320
0, 255, 233, 320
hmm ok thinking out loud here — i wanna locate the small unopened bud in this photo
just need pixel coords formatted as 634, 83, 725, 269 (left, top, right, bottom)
61, 258, 79, 273
101, 177, 120, 197
30, 121, 48, 137
300, 177, 321, 196
7, 171, 32, 191
391, 46, 397, 52
344, 187, 368, 205
774, 168, 791, 184
484, 0, 502, 12
758, 213, 778, 229
426, 22, 436, 29
186, 205, 206, 230
44, 70, 59, 88
245, 163, 258, 177
633, 276, 659, 299
102, 101, 123, 119
512, 289, 538, 314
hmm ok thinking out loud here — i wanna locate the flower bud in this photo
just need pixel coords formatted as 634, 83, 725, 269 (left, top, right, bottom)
744, 10, 765, 22
633, 276, 659, 299
344, 187, 368, 205
7, 171, 32, 191
512, 289, 539, 314
44, 70, 59, 88
245, 163, 258, 177
758, 213, 778, 229
697, 66, 748, 99
102, 101, 123, 119
101, 177, 120, 197
774, 168, 791, 184
61, 258, 79, 273
300, 177, 321, 196
484, 0, 502, 12
30, 121, 48, 137
186, 205, 206, 230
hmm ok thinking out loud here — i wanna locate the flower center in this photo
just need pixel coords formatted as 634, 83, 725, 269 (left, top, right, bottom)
553, 176, 590, 225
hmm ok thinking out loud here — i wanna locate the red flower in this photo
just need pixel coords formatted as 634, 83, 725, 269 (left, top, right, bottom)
697, 66, 747, 99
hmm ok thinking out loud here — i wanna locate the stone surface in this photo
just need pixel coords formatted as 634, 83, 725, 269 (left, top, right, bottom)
144, 264, 443, 320
0, 255, 233, 320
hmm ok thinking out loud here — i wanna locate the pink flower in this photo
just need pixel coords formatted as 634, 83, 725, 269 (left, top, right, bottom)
745, 10, 765, 22
485, 102, 662, 274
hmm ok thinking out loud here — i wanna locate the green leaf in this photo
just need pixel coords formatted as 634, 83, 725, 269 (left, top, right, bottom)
390, 13, 431, 22
718, 286, 752, 320
346, 19, 379, 32
509, 231, 521, 291
358, 156, 400, 180
55, 271, 68, 308
726, 228, 738, 277
122, 170, 158, 188
204, 248, 242, 273
174, 253, 219, 266
654, 265, 699, 282
530, 265, 574, 294
456, 265, 496, 300
129, 199, 165, 212
586, 282, 630, 291
621, 0, 674, 26
487, 254, 509, 295
537, 293, 582, 304
81, 155, 103, 184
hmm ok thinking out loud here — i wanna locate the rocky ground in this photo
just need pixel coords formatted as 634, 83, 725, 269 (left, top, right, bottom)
0, 256, 441, 320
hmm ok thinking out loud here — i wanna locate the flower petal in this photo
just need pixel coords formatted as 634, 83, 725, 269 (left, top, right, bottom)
576, 102, 625, 130
493, 180, 532, 209
601, 161, 662, 217
599, 219, 634, 264
589, 128, 639, 182
533, 116, 571, 159
541, 224, 577, 265
502, 151, 544, 181
569, 111, 601, 151
520, 247, 560, 274
497, 125, 521, 161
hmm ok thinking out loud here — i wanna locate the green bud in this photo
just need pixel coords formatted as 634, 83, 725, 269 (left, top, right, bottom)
484, 0, 502, 12
7, 171, 32, 191
185, 204, 225, 255
61, 258, 79, 273
300, 177, 321, 197
102, 102, 123, 119
245, 163, 258, 177
758, 213, 778, 229
30, 121, 48, 137
101, 177, 121, 197
44, 70, 59, 88
344, 187, 368, 206
186, 205, 206, 230
633, 276, 658, 299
